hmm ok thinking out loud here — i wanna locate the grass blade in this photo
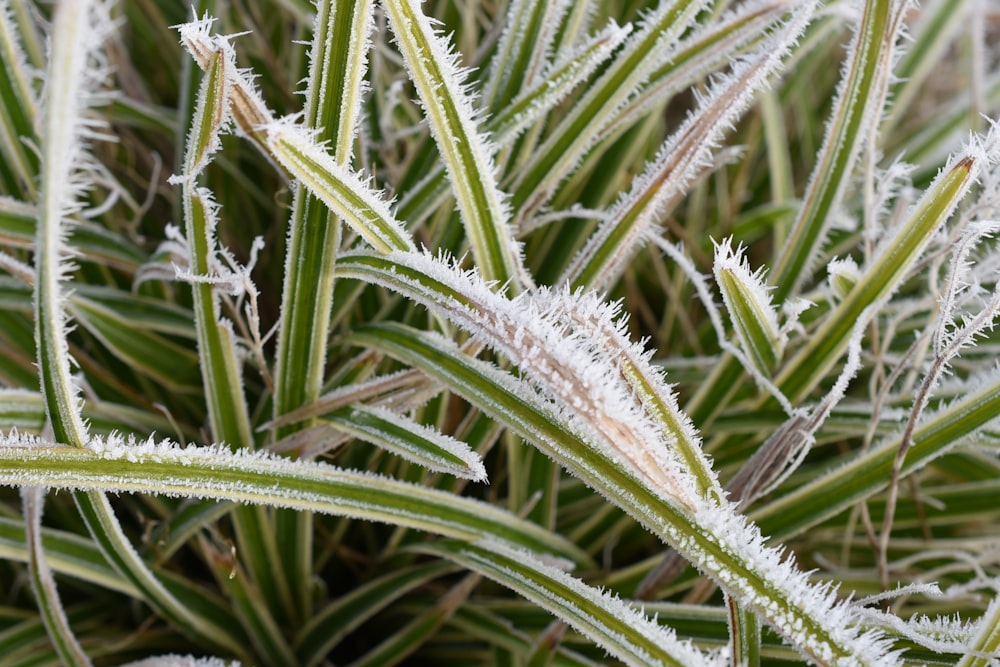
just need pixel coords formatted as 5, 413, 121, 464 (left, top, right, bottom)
383, 0, 524, 289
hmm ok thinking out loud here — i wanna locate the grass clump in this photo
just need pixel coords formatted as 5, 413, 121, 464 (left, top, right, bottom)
1, 0, 1000, 665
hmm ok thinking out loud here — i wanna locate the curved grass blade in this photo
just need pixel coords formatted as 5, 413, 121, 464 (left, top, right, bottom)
383, 0, 523, 289
295, 561, 458, 667
21, 487, 92, 667
324, 405, 487, 481
335, 251, 721, 499
32, 5, 252, 657
0, 432, 591, 566
264, 122, 414, 253
421, 540, 719, 667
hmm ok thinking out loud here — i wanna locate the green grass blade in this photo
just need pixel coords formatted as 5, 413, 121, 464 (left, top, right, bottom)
770, 0, 908, 300
776, 150, 979, 403
383, 0, 523, 289
422, 540, 712, 667
21, 488, 92, 667
0, 433, 591, 566
295, 561, 458, 667
0, 0, 38, 197
325, 405, 487, 481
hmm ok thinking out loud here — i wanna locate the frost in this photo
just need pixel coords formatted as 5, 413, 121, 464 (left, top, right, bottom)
459, 539, 726, 667
713, 237, 785, 374
35, 0, 120, 446
343, 249, 715, 509
118, 656, 239, 667
383, 0, 524, 286
561, 0, 818, 291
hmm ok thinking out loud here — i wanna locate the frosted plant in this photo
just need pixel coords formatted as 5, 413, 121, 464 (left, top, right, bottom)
1, 0, 999, 665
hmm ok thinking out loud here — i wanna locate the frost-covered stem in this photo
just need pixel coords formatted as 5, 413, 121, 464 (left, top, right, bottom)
273, 0, 374, 439
23, 486, 92, 667
879, 239, 1000, 590
34, 0, 98, 446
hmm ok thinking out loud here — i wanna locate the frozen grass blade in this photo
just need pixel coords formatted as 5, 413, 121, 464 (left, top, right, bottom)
32, 5, 251, 658
771, 0, 909, 300
273, 0, 375, 439
347, 321, 899, 665
172, 47, 253, 448
422, 540, 720, 667
383, 0, 524, 289
713, 238, 784, 375
563, 0, 815, 291
175, 16, 414, 255
0, 432, 588, 566
22, 486, 92, 667
777, 145, 983, 403
510, 0, 711, 214
34, 0, 103, 446
336, 250, 720, 506
324, 405, 487, 481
